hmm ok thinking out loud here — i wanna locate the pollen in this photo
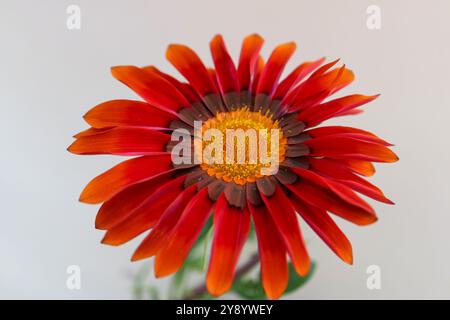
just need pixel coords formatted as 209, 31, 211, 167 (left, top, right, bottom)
195, 107, 287, 185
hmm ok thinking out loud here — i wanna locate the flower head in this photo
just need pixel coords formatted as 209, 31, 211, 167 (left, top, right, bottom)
68, 34, 398, 299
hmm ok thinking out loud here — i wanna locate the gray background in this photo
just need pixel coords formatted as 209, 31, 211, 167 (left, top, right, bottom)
1, 0, 449, 299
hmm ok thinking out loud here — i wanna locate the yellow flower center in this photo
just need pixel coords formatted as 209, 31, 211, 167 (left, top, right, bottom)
196, 108, 287, 185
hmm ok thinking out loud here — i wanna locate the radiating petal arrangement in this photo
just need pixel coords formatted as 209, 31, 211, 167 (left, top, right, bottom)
68, 34, 398, 299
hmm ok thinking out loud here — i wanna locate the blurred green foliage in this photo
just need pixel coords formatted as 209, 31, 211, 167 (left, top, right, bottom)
131, 216, 315, 300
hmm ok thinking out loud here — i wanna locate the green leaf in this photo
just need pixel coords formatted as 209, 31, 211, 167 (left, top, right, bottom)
232, 278, 266, 300
231, 261, 316, 299
284, 262, 316, 294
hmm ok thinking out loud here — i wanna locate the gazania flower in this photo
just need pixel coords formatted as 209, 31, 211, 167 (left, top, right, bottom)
68, 34, 398, 299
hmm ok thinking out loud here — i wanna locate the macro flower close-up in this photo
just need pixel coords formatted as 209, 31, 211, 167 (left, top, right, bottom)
68, 34, 398, 299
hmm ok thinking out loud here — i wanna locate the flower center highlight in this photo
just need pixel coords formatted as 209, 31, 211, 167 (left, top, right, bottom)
196, 107, 287, 185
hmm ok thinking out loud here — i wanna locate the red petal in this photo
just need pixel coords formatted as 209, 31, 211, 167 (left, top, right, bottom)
288, 65, 354, 112
206, 195, 250, 296
261, 187, 310, 276
79, 154, 173, 204
111, 66, 190, 115
207, 68, 221, 94
290, 197, 353, 264
68, 127, 170, 156
299, 94, 379, 127
306, 125, 392, 146
95, 172, 173, 230
291, 167, 375, 214
142, 66, 201, 104
251, 57, 265, 95
272, 58, 325, 100
237, 34, 264, 91
83, 99, 176, 129
166, 44, 217, 97
281, 59, 340, 107
210, 35, 239, 95
154, 188, 214, 277
304, 135, 399, 163
286, 180, 377, 226
256, 42, 296, 96
249, 203, 288, 300
131, 184, 198, 261
334, 108, 364, 117
101, 175, 187, 246
309, 158, 393, 204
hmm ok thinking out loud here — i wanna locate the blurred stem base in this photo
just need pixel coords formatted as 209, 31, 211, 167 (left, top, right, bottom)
183, 253, 260, 300
131, 217, 316, 300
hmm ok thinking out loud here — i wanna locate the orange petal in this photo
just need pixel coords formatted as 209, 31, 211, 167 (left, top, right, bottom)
339, 159, 376, 177
237, 34, 264, 91
83, 99, 176, 129
249, 203, 288, 300
68, 127, 170, 156
261, 187, 310, 276
79, 154, 173, 204
256, 42, 296, 96
111, 66, 190, 115
166, 44, 216, 97
206, 195, 250, 296
210, 35, 239, 95
290, 197, 353, 264
154, 188, 214, 277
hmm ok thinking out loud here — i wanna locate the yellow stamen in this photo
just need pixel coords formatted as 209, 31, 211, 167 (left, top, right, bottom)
195, 107, 287, 185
